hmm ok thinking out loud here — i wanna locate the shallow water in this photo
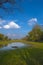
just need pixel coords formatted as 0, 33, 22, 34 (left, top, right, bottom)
0, 42, 30, 51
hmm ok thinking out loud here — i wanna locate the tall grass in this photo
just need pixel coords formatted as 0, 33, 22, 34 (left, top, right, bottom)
0, 47, 43, 65
0, 40, 43, 65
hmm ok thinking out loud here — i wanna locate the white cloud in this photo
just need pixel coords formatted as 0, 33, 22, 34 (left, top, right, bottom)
3, 21, 20, 29
9, 21, 20, 28
0, 18, 5, 24
28, 18, 37, 26
0, 26, 2, 29
3, 25, 10, 29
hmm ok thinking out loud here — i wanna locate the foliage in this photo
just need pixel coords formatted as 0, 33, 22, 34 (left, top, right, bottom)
0, 34, 9, 41
0, 34, 4, 40
0, 47, 43, 65
27, 24, 43, 42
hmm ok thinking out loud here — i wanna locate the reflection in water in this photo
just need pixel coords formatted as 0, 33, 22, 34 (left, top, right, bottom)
0, 42, 29, 51
0, 44, 8, 48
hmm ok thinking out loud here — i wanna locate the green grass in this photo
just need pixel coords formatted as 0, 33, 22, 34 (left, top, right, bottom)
0, 47, 43, 65
0, 40, 43, 65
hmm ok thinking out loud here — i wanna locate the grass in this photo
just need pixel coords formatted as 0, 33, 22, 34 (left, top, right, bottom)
0, 40, 43, 65
0, 47, 43, 65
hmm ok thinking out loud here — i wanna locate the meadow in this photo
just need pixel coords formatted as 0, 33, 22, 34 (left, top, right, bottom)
0, 40, 43, 65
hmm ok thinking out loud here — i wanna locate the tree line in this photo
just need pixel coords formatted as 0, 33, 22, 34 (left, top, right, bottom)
0, 34, 11, 41
23, 24, 43, 42
0, 24, 43, 42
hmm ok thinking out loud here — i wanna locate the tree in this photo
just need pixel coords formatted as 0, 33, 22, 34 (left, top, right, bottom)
4, 36, 8, 40
27, 24, 43, 42
0, 0, 23, 12
0, 34, 4, 40
0, 33, 9, 41
22, 35, 28, 40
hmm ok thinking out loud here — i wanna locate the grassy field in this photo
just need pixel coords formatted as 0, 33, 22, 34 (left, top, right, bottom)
0, 40, 43, 65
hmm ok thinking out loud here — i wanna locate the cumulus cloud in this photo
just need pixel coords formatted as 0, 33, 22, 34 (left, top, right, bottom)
3, 21, 20, 29
0, 18, 5, 24
28, 18, 37, 26
3, 25, 10, 29
0, 26, 2, 29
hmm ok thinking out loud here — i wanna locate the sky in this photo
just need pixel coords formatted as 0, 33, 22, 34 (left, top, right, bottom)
0, 0, 43, 39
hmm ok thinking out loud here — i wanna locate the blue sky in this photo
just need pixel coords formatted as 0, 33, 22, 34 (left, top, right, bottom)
0, 0, 43, 39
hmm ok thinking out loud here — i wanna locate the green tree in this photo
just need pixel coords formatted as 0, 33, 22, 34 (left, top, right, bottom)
0, 34, 4, 40
4, 36, 9, 40
28, 24, 43, 42
0, 34, 9, 41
